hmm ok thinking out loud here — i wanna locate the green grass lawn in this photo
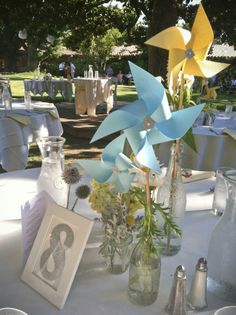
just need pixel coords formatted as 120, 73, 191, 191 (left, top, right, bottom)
5, 73, 138, 103
4, 72, 236, 107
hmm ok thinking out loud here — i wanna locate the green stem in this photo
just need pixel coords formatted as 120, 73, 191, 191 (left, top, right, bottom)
145, 170, 152, 238
71, 197, 78, 211
165, 223, 172, 256
66, 184, 71, 209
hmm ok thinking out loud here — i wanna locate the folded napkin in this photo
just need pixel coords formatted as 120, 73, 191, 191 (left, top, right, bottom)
223, 128, 236, 140
33, 106, 59, 119
6, 113, 31, 125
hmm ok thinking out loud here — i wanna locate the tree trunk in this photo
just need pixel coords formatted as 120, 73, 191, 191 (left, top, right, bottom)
146, 0, 178, 80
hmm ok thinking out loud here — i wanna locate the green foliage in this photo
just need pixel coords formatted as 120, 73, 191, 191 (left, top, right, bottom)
167, 87, 198, 152
79, 28, 122, 70
129, 186, 181, 254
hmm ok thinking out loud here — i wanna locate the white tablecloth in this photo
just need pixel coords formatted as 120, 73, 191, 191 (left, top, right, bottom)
0, 102, 63, 172
0, 168, 233, 314
0, 167, 215, 221
74, 78, 113, 116
24, 79, 73, 101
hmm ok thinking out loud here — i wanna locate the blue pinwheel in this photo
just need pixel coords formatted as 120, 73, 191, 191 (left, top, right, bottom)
78, 134, 137, 192
91, 62, 204, 172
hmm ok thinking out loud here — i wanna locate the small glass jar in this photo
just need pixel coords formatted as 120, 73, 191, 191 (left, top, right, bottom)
212, 166, 233, 216
24, 90, 32, 109
105, 234, 133, 274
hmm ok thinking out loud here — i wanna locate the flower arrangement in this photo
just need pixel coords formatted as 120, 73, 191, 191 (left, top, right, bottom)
88, 180, 142, 273
77, 3, 229, 305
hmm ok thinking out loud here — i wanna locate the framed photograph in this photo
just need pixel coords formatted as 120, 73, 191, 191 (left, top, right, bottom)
21, 203, 94, 309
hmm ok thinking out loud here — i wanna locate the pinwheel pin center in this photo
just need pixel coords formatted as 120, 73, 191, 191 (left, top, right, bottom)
143, 116, 155, 131
112, 167, 120, 174
185, 48, 195, 59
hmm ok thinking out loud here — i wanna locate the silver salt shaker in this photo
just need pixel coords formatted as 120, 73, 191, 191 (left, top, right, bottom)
165, 265, 187, 315
187, 257, 208, 310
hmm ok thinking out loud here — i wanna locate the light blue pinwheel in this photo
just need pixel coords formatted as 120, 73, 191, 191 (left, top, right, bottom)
91, 61, 204, 172
77, 134, 137, 192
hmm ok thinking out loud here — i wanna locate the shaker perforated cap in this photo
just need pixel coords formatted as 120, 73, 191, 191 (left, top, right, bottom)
196, 257, 207, 271
176, 265, 186, 279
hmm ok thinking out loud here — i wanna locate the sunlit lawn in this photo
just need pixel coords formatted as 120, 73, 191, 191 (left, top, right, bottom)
5, 73, 236, 108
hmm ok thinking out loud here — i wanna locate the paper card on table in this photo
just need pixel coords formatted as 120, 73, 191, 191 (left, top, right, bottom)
21, 203, 94, 310
21, 190, 55, 263
183, 170, 215, 183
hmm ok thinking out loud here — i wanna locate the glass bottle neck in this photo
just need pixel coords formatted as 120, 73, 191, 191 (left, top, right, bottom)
167, 143, 182, 178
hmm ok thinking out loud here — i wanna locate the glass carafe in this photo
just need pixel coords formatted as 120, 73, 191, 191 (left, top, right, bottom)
36, 136, 68, 207
154, 142, 186, 256
2, 82, 12, 111
207, 168, 236, 302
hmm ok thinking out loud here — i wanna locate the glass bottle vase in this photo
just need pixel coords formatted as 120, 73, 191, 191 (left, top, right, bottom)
207, 168, 236, 302
128, 239, 161, 305
36, 136, 68, 207
155, 141, 186, 256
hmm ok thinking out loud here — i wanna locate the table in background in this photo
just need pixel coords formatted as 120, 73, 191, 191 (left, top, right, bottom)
157, 113, 236, 171
0, 102, 63, 172
24, 79, 73, 101
74, 78, 113, 116
0, 168, 233, 314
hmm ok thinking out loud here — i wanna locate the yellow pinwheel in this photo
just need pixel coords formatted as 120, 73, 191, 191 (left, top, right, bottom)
145, 4, 229, 94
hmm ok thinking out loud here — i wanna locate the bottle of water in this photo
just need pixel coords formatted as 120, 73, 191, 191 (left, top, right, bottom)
88, 65, 93, 78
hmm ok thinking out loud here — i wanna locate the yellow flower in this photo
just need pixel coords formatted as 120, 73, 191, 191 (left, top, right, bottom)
126, 214, 135, 226
145, 4, 229, 94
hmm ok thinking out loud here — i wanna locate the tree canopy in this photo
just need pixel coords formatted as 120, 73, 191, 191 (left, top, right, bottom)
0, 0, 235, 74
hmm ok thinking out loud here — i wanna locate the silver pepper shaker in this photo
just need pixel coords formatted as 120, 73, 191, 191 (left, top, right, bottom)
165, 265, 187, 315
187, 257, 208, 310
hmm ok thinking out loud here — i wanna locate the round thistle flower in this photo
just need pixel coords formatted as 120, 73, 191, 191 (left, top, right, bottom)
62, 167, 81, 184
75, 185, 91, 199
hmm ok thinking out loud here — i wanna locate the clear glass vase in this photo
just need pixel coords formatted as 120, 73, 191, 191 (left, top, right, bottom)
104, 234, 133, 274
207, 168, 236, 302
36, 136, 68, 207
128, 239, 161, 305
155, 142, 186, 256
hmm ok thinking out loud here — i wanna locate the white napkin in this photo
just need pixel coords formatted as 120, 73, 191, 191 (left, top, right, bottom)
21, 191, 55, 263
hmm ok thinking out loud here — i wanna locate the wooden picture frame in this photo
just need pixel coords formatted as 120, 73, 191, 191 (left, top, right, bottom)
21, 203, 94, 309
